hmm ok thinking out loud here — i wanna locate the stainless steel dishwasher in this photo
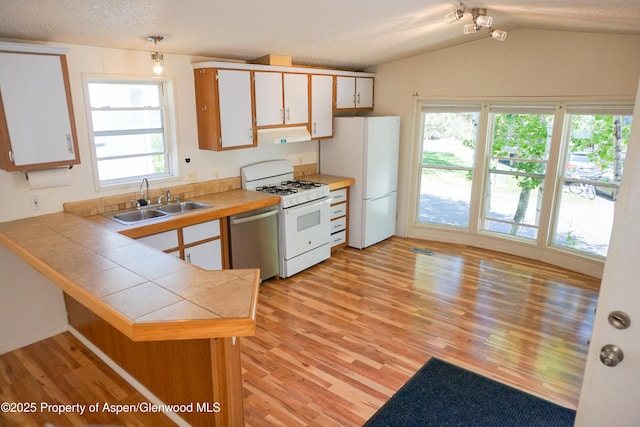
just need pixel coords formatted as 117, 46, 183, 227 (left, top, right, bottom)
229, 205, 279, 281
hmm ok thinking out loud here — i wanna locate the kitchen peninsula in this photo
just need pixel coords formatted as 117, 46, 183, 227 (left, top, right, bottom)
0, 189, 280, 427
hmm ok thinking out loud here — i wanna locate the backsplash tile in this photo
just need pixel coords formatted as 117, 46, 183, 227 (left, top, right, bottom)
63, 164, 318, 217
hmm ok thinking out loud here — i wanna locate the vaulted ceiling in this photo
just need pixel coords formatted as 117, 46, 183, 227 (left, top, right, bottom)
1, 0, 639, 70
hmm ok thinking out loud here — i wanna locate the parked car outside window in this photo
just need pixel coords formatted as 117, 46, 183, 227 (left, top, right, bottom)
565, 153, 599, 178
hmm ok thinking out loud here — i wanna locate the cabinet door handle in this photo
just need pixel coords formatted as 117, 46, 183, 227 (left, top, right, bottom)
313, 122, 317, 134
66, 134, 74, 154
286, 108, 290, 122
356, 93, 361, 105
201, 105, 207, 112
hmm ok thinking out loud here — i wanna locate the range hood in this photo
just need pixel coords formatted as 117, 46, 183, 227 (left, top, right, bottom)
257, 126, 311, 145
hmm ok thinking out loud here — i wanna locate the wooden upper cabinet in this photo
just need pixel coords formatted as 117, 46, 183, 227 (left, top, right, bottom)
335, 76, 374, 111
0, 47, 80, 171
194, 68, 254, 151
253, 71, 309, 128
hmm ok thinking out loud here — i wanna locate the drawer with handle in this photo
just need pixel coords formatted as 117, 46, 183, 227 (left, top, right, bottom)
331, 203, 347, 219
331, 216, 346, 233
331, 230, 346, 247
330, 188, 347, 203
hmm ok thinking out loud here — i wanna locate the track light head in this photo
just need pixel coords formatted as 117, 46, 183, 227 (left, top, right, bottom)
444, 5, 507, 42
490, 28, 508, 41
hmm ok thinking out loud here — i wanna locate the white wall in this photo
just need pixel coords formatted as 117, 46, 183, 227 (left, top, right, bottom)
0, 245, 67, 354
0, 43, 319, 223
370, 28, 640, 255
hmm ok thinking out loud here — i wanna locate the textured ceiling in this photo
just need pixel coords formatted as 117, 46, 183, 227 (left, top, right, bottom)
1, 0, 639, 70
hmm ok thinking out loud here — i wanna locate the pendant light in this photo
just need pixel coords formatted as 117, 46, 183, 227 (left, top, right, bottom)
147, 35, 164, 75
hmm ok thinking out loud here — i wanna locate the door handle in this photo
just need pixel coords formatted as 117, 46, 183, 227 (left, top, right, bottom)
600, 344, 624, 367
231, 209, 278, 225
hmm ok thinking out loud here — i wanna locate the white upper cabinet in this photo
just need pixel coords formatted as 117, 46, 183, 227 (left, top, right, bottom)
310, 74, 334, 139
254, 71, 309, 127
194, 68, 254, 151
335, 76, 374, 110
253, 71, 283, 127
283, 73, 309, 125
217, 69, 254, 149
0, 46, 80, 171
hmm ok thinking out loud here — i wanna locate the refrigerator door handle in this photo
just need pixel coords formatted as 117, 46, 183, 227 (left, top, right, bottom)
370, 192, 395, 202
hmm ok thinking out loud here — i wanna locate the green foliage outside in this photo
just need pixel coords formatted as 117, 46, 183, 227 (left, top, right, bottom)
422, 111, 632, 236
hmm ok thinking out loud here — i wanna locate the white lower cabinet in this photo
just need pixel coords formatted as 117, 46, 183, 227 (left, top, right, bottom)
136, 219, 223, 270
185, 240, 223, 270
329, 188, 349, 251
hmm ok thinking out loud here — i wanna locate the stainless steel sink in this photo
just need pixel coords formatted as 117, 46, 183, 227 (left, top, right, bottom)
157, 201, 210, 214
106, 200, 211, 225
110, 208, 168, 224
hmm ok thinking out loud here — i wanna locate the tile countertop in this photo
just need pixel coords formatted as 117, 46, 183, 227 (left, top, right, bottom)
0, 177, 353, 343
0, 189, 281, 342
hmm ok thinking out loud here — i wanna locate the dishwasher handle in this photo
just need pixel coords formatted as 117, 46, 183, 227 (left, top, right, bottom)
230, 208, 278, 225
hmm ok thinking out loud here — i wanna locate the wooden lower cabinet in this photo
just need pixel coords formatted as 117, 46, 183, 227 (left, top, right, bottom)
64, 294, 244, 426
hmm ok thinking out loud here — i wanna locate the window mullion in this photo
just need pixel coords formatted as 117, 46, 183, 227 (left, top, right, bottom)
94, 128, 164, 137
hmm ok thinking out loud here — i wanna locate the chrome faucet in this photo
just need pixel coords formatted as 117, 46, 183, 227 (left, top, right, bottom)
140, 177, 150, 205
157, 189, 171, 204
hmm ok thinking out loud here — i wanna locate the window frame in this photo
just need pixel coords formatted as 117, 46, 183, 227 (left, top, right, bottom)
415, 104, 482, 229
83, 74, 179, 190
480, 105, 557, 242
408, 97, 634, 276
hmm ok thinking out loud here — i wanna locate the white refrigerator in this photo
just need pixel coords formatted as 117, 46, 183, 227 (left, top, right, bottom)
320, 116, 400, 249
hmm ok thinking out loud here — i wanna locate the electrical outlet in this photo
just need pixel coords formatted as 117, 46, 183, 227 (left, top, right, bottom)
188, 173, 198, 183
29, 194, 41, 211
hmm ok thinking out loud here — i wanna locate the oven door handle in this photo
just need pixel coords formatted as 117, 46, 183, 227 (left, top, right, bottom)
230, 209, 278, 225
284, 197, 332, 215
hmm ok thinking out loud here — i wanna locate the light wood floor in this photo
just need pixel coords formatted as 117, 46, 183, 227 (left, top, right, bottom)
0, 237, 600, 426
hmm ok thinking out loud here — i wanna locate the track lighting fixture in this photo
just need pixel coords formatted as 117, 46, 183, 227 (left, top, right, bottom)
147, 35, 164, 75
444, 6, 465, 24
444, 3, 507, 41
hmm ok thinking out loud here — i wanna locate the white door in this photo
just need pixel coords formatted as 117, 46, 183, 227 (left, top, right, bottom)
254, 71, 284, 126
281, 198, 331, 260
310, 74, 334, 138
335, 76, 356, 109
355, 77, 374, 109
185, 240, 222, 270
576, 78, 640, 426
0, 52, 75, 166
283, 73, 309, 125
362, 191, 397, 248
364, 116, 400, 198
218, 69, 254, 148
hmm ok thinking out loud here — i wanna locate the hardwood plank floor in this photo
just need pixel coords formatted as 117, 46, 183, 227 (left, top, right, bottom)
0, 237, 600, 426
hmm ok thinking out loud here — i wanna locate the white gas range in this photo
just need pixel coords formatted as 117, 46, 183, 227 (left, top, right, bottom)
241, 160, 332, 278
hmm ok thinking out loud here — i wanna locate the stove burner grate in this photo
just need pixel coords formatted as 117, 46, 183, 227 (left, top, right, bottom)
281, 180, 322, 190
256, 185, 298, 196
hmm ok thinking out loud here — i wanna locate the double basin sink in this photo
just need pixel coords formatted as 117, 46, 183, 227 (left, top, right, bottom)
107, 201, 211, 225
